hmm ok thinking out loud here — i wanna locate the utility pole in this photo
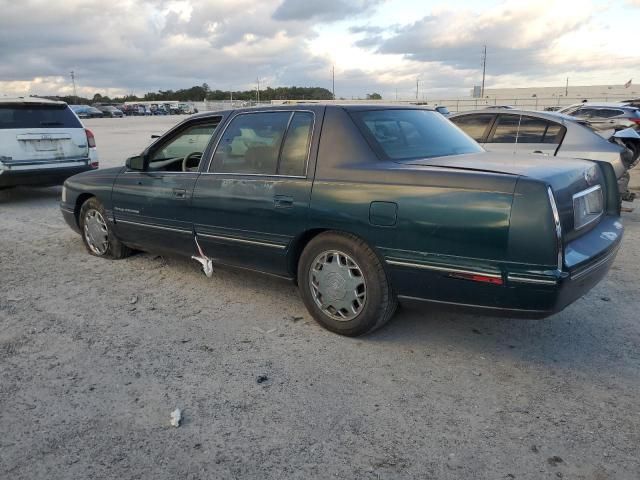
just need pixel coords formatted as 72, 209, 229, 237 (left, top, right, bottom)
480, 45, 486, 98
230, 90, 233, 105
416, 76, 420, 101
395, 88, 398, 101
70, 71, 77, 102
565, 77, 568, 97
256, 78, 260, 103
332, 65, 335, 100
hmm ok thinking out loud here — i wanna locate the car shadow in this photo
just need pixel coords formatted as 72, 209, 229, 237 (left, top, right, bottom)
159, 251, 629, 377
151, 251, 632, 378
366, 298, 631, 377
0, 186, 61, 204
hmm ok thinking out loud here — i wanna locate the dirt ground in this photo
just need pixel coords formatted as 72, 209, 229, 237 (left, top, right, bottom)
1, 116, 639, 479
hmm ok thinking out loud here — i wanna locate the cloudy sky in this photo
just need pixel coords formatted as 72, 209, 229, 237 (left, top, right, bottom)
0, 0, 637, 99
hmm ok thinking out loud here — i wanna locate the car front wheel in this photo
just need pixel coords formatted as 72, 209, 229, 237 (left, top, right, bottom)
79, 197, 131, 259
298, 231, 397, 336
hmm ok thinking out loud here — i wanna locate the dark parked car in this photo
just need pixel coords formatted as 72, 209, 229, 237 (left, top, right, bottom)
96, 105, 124, 118
434, 106, 450, 116
70, 105, 104, 119
450, 108, 640, 201
60, 105, 623, 336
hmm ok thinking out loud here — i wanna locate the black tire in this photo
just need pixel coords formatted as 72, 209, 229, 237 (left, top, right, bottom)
79, 197, 131, 259
297, 231, 397, 336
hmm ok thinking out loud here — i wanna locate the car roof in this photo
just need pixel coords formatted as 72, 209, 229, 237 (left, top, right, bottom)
450, 108, 580, 123
0, 96, 67, 106
188, 103, 438, 121
562, 102, 634, 110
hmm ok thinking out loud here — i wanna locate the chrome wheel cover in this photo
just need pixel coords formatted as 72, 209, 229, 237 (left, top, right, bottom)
83, 209, 109, 255
309, 250, 366, 321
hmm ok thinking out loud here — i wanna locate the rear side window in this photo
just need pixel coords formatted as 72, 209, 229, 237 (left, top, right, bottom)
488, 115, 566, 145
278, 112, 313, 176
353, 109, 483, 160
593, 109, 624, 118
542, 123, 562, 144
514, 116, 547, 143
0, 104, 82, 129
450, 114, 494, 141
490, 115, 520, 143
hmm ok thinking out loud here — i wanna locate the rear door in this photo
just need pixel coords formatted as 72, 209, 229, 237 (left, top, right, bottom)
0, 103, 88, 167
191, 109, 321, 276
512, 115, 565, 155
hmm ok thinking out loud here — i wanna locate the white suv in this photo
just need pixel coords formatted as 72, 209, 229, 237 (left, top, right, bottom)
0, 97, 98, 188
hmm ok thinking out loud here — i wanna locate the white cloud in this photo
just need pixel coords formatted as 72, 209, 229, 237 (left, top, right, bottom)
0, 0, 635, 100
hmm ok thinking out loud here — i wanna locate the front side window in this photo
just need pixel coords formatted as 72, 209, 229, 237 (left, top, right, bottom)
450, 114, 495, 141
149, 122, 218, 172
353, 109, 482, 160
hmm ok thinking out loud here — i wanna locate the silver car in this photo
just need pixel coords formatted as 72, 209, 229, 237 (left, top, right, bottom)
558, 103, 640, 134
449, 108, 640, 201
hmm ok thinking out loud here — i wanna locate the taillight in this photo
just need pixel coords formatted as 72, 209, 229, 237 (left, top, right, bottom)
449, 272, 503, 285
85, 128, 96, 148
629, 118, 640, 125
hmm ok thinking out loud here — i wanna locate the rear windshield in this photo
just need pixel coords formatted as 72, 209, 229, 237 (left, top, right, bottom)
352, 109, 483, 160
0, 104, 82, 129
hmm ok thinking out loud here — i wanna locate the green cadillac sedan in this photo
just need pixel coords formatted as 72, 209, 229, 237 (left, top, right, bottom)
61, 105, 623, 336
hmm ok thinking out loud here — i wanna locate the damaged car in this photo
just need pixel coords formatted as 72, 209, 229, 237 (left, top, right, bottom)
450, 108, 640, 201
61, 105, 623, 336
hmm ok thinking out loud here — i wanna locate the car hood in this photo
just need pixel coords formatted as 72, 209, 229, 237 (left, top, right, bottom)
64, 166, 125, 190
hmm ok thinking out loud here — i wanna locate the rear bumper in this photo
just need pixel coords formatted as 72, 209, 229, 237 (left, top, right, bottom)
389, 215, 623, 318
0, 161, 94, 187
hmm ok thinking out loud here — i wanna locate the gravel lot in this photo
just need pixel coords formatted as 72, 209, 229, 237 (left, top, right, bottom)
1, 116, 639, 479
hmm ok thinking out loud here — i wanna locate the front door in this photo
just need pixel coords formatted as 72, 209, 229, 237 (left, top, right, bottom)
191, 109, 319, 276
112, 121, 219, 253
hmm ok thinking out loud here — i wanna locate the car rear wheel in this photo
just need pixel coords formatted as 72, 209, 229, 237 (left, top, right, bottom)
79, 197, 131, 259
298, 231, 397, 336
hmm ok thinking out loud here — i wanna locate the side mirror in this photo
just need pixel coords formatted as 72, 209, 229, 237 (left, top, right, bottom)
125, 155, 145, 171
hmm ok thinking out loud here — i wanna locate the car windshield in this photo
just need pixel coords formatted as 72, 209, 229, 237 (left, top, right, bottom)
0, 104, 82, 129
352, 109, 482, 160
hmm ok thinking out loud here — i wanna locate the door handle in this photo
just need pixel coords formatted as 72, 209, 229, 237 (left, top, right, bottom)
533, 150, 543, 154
274, 195, 294, 208
173, 188, 187, 199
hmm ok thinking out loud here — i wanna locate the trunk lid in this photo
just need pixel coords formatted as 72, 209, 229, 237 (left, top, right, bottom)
404, 151, 612, 237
